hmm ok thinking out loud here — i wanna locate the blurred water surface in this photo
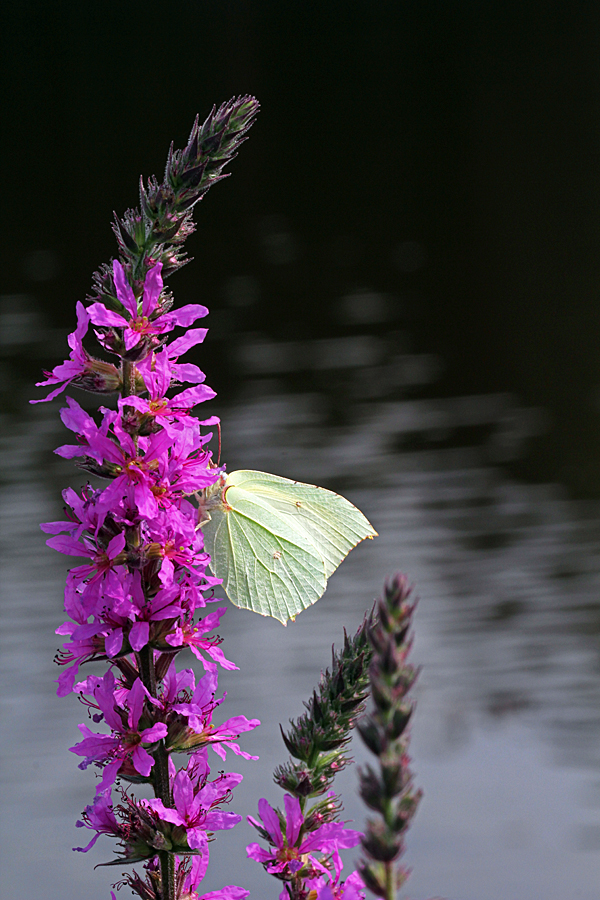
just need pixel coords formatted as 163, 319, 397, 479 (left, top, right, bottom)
1, 305, 600, 900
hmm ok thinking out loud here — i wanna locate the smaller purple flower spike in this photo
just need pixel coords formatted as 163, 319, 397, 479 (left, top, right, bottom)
246, 795, 362, 878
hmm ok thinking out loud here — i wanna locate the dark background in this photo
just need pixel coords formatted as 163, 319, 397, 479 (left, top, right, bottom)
4, 0, 600, 493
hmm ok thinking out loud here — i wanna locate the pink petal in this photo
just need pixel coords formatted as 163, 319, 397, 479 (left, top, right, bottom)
45, 535, 92, 557
107, 531, 126, 559
172, 769, 195, 819
129, 620, 150, 651
105, 628, 123, 658
200, 887, 249, 900
113, 260, 138, 317
131, 744, 156, 777
142, 262, 163, 316
171, 384, 217, 408
168, 327, 208, 356
145, 797, 185, 826
204, 810, 242, 831
206, 645, 239, 671
87, 303, 128, 328
170, 304, 209, 327
187, 826, 209, 850
127, 678, 147, 729
258, 798, 283, 849
246, 843, 274, 864
284, 794, 303, 846
140, 723, 168, 743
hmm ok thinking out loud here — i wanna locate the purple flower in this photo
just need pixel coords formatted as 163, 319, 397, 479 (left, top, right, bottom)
31, 303, 93, 403
143, 764, 242, 850
54, 397, 219, 521
54, 619, 111, 695
54, 398, 168, 519
246, 795, 363, 876
121, 348, 216, 436
74, 790, 120, 852
88, 260, 209, 351
169, 668, 260, 760
166, 606, 238, 671
41, 484, 109, 542
70, 673, 167, 793
304, 850, 366, 900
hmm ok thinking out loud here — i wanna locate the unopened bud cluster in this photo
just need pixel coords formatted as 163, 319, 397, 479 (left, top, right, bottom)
275, 615, 373, 799
90, 97, 259, 308
357, 575, 422, 900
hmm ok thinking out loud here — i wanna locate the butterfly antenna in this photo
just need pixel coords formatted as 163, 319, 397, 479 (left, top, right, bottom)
217, 421, 222, 465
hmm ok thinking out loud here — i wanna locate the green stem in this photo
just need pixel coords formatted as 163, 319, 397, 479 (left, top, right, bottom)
384, 861, 395, 900
122, 359, 135, 399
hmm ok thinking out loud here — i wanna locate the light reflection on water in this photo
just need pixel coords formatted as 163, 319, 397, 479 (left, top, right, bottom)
1, 319, 600, 900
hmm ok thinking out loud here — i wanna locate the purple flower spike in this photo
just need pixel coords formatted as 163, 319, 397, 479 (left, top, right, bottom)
38, 102, 261, 898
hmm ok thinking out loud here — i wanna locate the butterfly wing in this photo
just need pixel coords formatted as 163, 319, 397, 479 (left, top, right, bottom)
201, 478, 327, 623
231, 470, 378, 578
202, 470, 376, 624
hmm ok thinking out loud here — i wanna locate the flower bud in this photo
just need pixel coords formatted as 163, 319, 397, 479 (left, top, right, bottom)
380, 758, 407, 797
358, 860, 408, 898
357, 716, 387, 756
391, 789, 422, 833
357, 861, 388, 897
386, 704, 413, 740
273, 762, 316, 796
358, 764, 387, 813
279, 724, 315, 762
360, 819, 403, 862
72, 358, 122, 394
302, 793, 342, 830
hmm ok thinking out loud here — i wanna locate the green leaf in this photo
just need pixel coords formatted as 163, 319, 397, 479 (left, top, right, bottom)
200, 470, 377, 624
